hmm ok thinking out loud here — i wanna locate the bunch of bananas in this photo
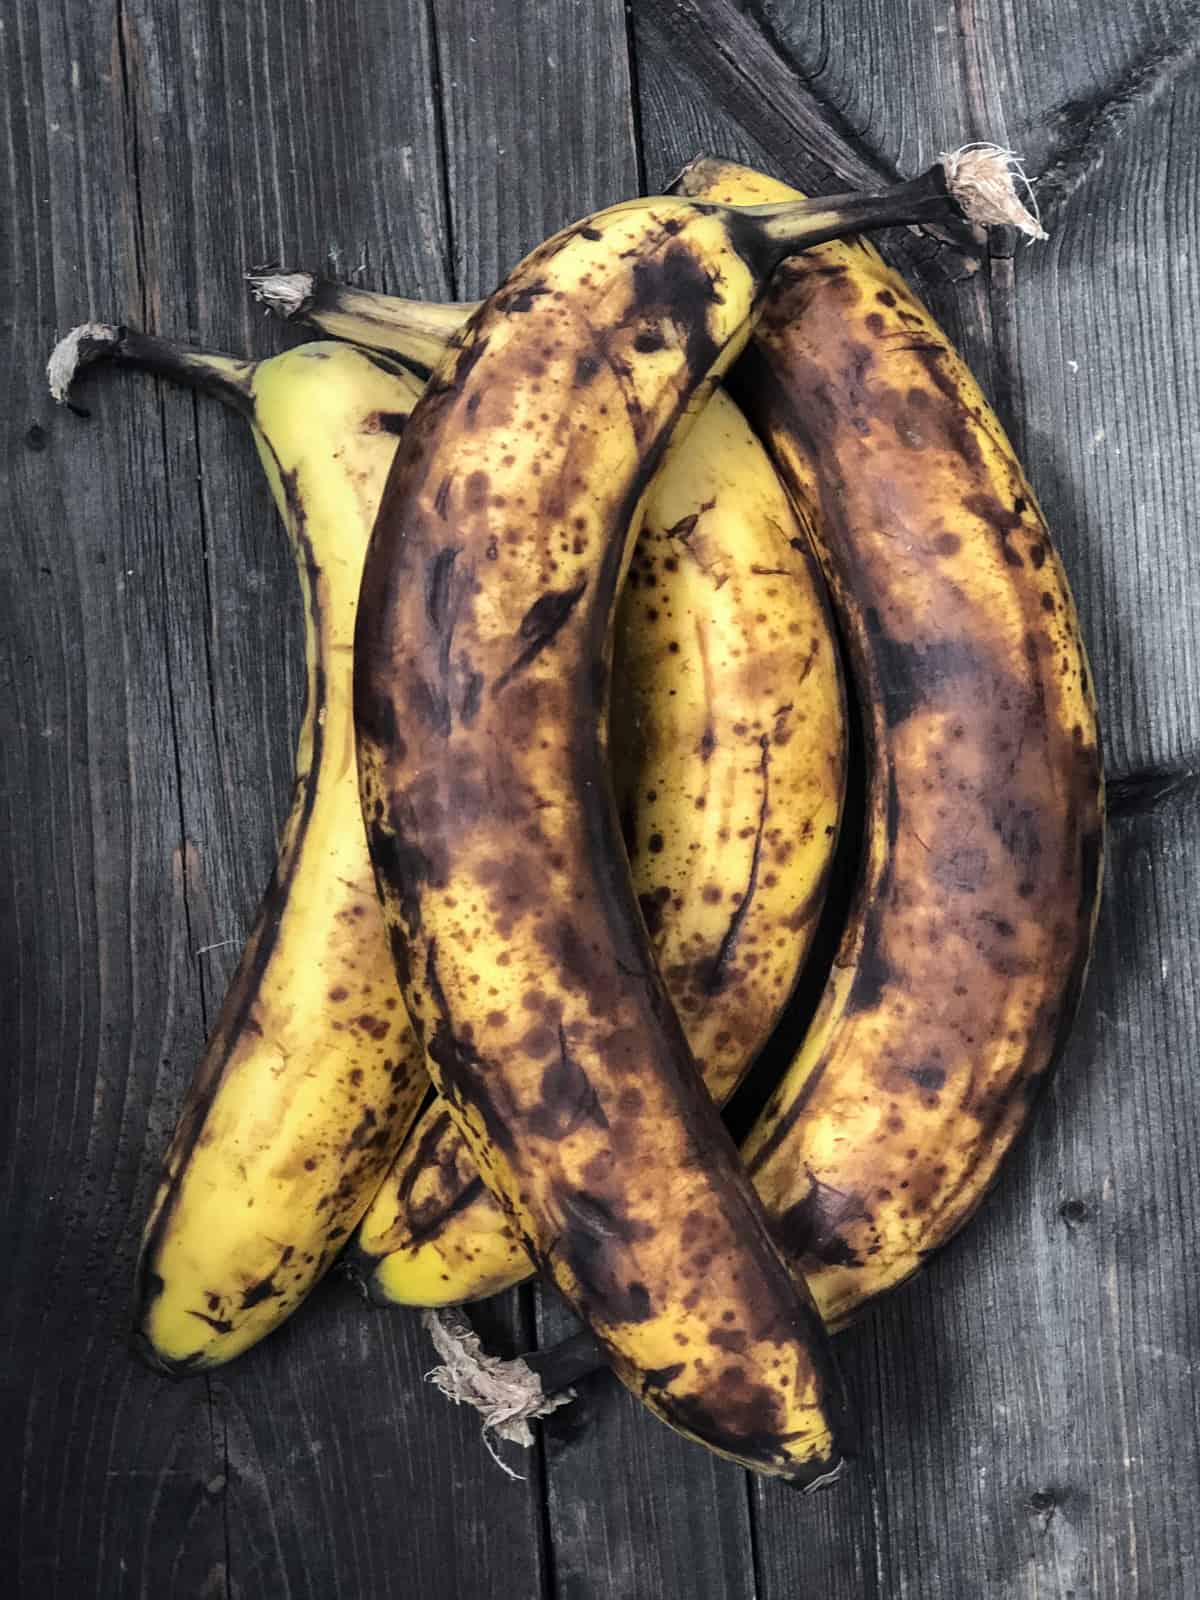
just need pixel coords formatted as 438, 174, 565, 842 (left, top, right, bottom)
51, 147, 1103, 1488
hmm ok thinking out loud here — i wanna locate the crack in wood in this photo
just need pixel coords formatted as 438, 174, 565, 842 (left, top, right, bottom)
424, 0, 460, 298
1036, 21, 1200, 223
1107, 761, 1200, 818
635, 0, 984, 283
636, 0, 899, 191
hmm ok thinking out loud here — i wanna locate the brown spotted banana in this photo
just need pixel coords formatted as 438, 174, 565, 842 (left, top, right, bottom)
49, 329, 431, 1371
674, 158, 1104, 1330
402, 155, 1104, 1416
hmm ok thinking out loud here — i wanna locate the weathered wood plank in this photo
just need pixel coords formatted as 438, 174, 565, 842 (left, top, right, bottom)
2, 1, 230, 1591
1009, 67, 1200, 778
429, 0, 642, 298
2, 3, 544, 1596
750, 0, 1200, 185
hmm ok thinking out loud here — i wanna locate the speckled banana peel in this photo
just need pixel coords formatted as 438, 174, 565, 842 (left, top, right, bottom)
52, 330, 432, 1372
359, 385, 844, 1308
671, 158, 1104, 1330
250, 273, 847, 1311
353, 171, 983, 1481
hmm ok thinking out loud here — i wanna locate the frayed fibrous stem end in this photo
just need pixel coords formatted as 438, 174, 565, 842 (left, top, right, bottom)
245, 269, 317, 320
47, 322, 121, 404
45, 323, 254, 412
421, 1308, 576, 1479
940, 143, 1047, 238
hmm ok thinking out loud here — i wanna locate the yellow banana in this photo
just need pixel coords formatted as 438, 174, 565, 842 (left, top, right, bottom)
353, 170, 993, 1479
249, 273, 845, 1309
671, 159, 1104, 1329
51, 330, 431, 1372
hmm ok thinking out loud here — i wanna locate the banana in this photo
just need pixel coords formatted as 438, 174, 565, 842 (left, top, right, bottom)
353, 169, 995, 1479
249, 274, 847, 1309
669, 158, 1104, 1330
365, 384, 844, 1307
51, 329, 431, 1371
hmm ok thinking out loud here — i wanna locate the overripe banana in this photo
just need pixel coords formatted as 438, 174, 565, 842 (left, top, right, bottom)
360, 382, 845, 1307
672, 158, 1104, 1329
353, 168, 1002, 1478
51, 330, 431, 1371
248, 272, 847, 1309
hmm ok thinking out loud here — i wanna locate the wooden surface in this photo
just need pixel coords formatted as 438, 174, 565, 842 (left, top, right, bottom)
3, 1, 1198, 1595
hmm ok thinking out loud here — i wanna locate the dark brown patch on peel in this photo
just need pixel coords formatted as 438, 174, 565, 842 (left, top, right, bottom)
708, 1327, 749, 1353
863, 607, 985, 727
188, 1309, 234, 1336
908, 345, 983, 468
239, 1273, 282, 1310
492, 576, 588, 694
652, 1381, 798, 1473
423, 942, 519, 1161
502, 280, 551, 314
964, 491, 1029, 568
643, 1361, 686, 1388
557, 1191, 656, 1325
371, 411, 409, 436
704, 737, 770, 993
527, 1027, 609, 1138
908, 1064, 946, 1091
628, 242, 721, 378
460, 671, 483, 724
776, 1174, 867, 1268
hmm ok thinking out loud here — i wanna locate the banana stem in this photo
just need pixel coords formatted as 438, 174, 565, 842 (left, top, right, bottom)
246, 270, 471, 371
47, 323, 255, 413
743, 145, 1043, 258
744, 167, 953, 257
523, 1329, 606, 1392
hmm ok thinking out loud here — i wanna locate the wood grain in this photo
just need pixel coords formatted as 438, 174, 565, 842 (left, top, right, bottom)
428, 0, 641, 297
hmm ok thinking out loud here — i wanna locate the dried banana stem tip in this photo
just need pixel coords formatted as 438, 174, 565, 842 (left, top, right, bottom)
244, 269, 317, 319
940, 143, 1047, 238
47, 321, 121, 403
421, 1309, 575, 1476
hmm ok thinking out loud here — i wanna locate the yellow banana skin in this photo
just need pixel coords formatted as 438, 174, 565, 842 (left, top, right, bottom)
616, 388, 844, 1094
78, 337, 435, 1372
354, 177, 966, 1479
350, 383, 844, 1309
673, 160, 1104, 1330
